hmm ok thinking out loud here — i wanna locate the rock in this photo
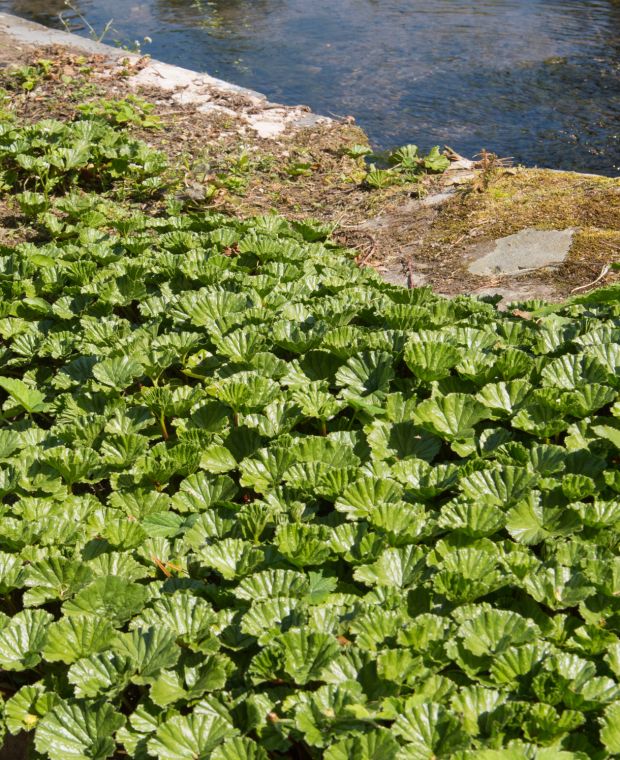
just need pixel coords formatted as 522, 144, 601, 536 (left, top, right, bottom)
468, 227, 575, 276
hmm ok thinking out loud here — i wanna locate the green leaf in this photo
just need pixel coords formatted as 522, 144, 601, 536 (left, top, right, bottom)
0, 609, 52, 671
0, 375, 46, 413
4, 683, 59, 734
506, 493, 549, 545
172, 472, 238, 512
413, 393, 489, 439
335, 475, 403, 520
405, 340, 462, 382
92, 355, 143, 390
135, 593, 217, 650
42, 615, 115, 663
279, 629, 340, 685
336, 350, 394, 395
199, 537, 263, 580
324, 729, 400, 760
600, 701, 620, 753
113, 625, 181, 681
68, 651, 133, 699
460, 465, 535, 506
63, 576, 149, 625
276, 523, 332, 567
354, 545, 424, 588
35, 699, 125, 760
593, 424, 620, 449
148, 713, 238, 759
393, 702, 468, 758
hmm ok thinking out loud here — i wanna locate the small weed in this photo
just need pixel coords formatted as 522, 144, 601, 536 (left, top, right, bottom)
285, 160, 315, 178
10, 59, 54, 92
364, 166, 400, 189
77, 95, 162, 129
361, 144, 450, 190
344, 143, 373, 159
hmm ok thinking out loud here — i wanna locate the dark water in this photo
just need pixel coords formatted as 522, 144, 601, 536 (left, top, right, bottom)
2, 0, 619, 174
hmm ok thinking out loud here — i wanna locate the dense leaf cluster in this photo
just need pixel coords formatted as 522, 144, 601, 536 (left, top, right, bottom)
0, 118, 167, 200
1, 117, 620, 759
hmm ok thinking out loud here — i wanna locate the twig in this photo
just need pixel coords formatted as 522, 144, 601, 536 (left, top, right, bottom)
407, 261, 416, 289
359, 241, 377, 266
570, 264, 611, 294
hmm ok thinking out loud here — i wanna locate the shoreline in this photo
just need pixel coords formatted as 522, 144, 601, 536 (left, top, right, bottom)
0, 11, 618, 304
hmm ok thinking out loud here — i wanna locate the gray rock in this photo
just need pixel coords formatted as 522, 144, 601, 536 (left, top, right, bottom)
468, 227, 575, 276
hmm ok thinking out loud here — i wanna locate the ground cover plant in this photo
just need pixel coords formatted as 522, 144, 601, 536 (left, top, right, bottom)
0, 109, 620, 760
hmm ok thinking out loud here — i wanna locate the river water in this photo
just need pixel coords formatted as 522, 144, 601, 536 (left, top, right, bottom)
2, 0, 619, 174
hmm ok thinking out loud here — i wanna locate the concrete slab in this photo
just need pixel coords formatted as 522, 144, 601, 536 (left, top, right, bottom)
468, 227, 575, 276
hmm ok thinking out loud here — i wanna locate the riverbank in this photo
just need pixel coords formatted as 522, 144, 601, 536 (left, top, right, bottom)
0, 11, 618, 303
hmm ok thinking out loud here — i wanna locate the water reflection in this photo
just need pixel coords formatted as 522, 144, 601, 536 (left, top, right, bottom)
1, 0, 618, 173
6, 0, 81, 24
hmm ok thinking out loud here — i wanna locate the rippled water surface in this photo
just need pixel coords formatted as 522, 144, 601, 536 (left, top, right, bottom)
2, 0, 619, 173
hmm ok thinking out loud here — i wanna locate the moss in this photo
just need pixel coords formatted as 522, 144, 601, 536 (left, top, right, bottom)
414, 168, 619, 297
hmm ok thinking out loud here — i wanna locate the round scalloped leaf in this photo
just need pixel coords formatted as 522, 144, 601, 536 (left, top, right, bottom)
275, 523, 332, 568
279, 629, 340, 685
4, 683, 59, 734
92, 355, 143, 390
22, 556, 94, 607
324, 729, 400, 760
475, 379, 532, 415
42, 615, 115, 664
132, 593, 217, 649
457, 608, 539, 658
198, 537, 264, 580
211, 737, 269, 760
113, 625, 180, 681
459, 465, 536, 507
354, 545, 425, 588
393, 702, 468, 758
404, 340, 462, 382
206, 372, 279, 413
600, 701, 620, 753
412, 394, 489, 440
172, 472, 238, 513
0, 375, 46, 414
63, 576, 149, 625
147, 713, 238, 760
335, 475, 403, 520
35, 699, 125, 760
68, 651, 133, 699
335, 350, 394, 395
0, 609, 52, 671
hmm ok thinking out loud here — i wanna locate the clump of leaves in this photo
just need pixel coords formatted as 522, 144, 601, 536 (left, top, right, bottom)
362, 144, 451, 189
8, 58, 55, 91
0, 111, 619, 759
0, 117, 168, 201
78, 95, 162, 129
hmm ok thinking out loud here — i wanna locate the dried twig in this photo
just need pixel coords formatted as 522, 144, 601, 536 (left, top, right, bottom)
570, 264, 612, 294
359, 243, 377, 266
407, 261, 416, 289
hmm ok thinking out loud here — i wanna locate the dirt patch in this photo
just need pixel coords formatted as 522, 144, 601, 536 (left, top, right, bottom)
0, 40, 617, 304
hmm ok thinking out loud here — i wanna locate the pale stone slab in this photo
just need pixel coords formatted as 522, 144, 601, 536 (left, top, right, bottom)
468, 228, 575, 276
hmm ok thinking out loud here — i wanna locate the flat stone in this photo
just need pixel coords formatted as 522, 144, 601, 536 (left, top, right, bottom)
468, 227, 575, 276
